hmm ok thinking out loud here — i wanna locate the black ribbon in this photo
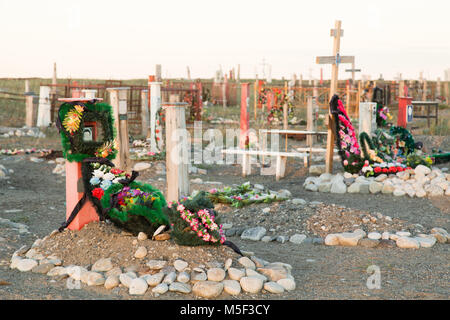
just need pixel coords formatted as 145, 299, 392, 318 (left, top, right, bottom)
223, 240, 243, 256
58, 193, 87, 232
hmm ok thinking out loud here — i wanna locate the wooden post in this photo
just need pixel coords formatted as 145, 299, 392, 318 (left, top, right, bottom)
222, 76, 227, 109
283, 81, 288, 151
237, 64, 240, 82
165, 102, 190, 202
254, 79, 258, 120
423, 79, 428, 101
436, 77, 441, 98
24, 80, 30, 93
445, 70, 450, 104
51, 62, 57, 95
25, 94, 36, 127
346, 82, 350, 114
186, 66, 191, 80
306, 97, 315, 147
107, 87, 130, 172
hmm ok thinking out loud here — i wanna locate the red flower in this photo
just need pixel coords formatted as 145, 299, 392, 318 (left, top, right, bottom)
111, 168, 123, 175
382, 168, 388, 173
374, 167, 382, 173
389, 167, 397, 173
92, 188, 104, 200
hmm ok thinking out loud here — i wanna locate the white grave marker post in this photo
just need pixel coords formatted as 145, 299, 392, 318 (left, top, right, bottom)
36, 86, 51, 127
107, 87, 130, 172
149, 81, 163, 153
81, 89, 97, 99
358, 102, 377, 138
165, 101, 190, 203
316, 20, 355, 173
140, 90, 149, 138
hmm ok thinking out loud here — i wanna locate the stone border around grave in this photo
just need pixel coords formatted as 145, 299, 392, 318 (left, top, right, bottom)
305, 165, 450, 198
9, 230, 297, 298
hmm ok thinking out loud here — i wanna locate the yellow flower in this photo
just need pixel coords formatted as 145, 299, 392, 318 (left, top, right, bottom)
74, 105, 84, 114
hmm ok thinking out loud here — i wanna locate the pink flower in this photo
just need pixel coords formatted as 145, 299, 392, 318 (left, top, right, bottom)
343, 160, 348, 166
177, 204, 185, 212
209, 188, 217, 194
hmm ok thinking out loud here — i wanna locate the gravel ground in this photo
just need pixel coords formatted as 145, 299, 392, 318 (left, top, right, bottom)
0, 134, 449, 300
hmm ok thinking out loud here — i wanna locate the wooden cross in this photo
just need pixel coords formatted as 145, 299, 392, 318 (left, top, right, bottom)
315, 20, 354, 173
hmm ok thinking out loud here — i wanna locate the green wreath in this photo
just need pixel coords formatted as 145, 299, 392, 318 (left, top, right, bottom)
58, 102, 117, 162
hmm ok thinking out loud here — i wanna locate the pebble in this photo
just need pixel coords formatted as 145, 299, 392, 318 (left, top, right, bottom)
162, 271, 177, 284
192, 281, 224, 298
358, 238, 380, 248
246, 269, 267, 282
264, 281, 285, 294
324, 234, 340, 246
396, 237, 420, 249
238, 257, 256, 270
207, 268, 226, 282
16, 259, 38, 272
222, 280, 242, 295
292, 198, 307, 205
169, 282, 191, 294
277, 278, 296, 291
257, 266, 288, 282
240, 277, 264, 294
174, 259, 189, 272
241, 227, 267, 241
381, 232, 390, 240
414, 236, 436, 248
104, 275, 120, 289
31, 262, 55, 274
152, 283, 169, 294
119, 272, 137, 287
396, 231, 411, 237
134, 246, 147, 259
276, 235, 289, 243
177, 271, 190, 283
224, 258, 232, 270
87, 272, 105, 286
137, 232, 148, 241
47, 266, 68, 277
191, 271, 207, 282
228, 267, 245, 281
146, 260, 167, 270
105, 267, 122, 278
92, 258, 113, 272
368, 232, 382, 240
336, 232, 362, 246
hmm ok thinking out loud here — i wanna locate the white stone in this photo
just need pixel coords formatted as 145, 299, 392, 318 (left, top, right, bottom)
381, 183, 395, 194
241, 227, 266, 241
353, 229, 366, 238
137, 232, 147, 241
91, 258, 113, 272
309, 165, 326, 176
16, 259, 38, 272
163, 271, 177, 284
177, 271, 190, 283
87, 272, 105, 286
414, 165, 431, 176
330, 181, 347, 194
264, 281, 285, 294
368, 232, 382, 240
289, 234, 307, 244
224, 258, 232, 271
192, 281, 224, 298
396, 237, 420, 249
277, 278, 296, 291
47, 266, 67, 277
324, 234, 340, 246
381, 232, 390, 240
152, 283, 169, 294
146, 260, 167, 270
119, 272, 137, 287
414, 236, 436, 248
246, 269, 267, 282
207, 268, 226, 282
104, 275, 120, 289
292, 198, 307, 205
228, 267, 245, 281
336, 232, 363, 246
375, 174, 388, 182
145, 272, 165, 286
369, 181, 383, 194
174, 259, 189, 272
347, 182, 362, 193
222, 280, 241, 295
393, 188, 406, 196
67, 266, 88, 281
305, 184, 318, 192
240, 277, 264, 293
238, 257, 256, 270
134, 246, 147, 259
396, 231, 411, 237
169, 282, 191, 294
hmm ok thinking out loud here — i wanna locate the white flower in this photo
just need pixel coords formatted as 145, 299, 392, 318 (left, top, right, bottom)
112, 177, 121, 184
92, 169, 104, 178
103, 172, 115, 181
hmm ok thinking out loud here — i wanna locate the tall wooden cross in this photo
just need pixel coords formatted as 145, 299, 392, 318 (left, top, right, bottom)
315, 20, 354, 173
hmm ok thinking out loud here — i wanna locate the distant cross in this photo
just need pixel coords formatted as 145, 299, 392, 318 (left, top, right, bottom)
260, 58, 268, 79
345, 61, 361, 83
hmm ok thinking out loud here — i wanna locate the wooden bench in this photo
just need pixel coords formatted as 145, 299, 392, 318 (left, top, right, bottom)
222, 148, 335, 181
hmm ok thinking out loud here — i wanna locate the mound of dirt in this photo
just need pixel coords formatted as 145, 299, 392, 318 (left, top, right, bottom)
38, 221, 240, 273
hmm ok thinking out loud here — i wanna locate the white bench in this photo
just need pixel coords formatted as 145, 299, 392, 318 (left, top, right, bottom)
221, 148, 334, 181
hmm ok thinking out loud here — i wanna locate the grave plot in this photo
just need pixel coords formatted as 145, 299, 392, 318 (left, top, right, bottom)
7, 96, 297, 299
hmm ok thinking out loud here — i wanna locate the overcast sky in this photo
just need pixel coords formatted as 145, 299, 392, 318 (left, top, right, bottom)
1, 0, 449, 81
